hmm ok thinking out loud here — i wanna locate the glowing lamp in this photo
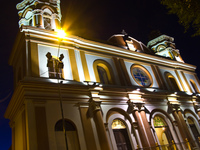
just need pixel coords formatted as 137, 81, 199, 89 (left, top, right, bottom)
56, 29, 66, 39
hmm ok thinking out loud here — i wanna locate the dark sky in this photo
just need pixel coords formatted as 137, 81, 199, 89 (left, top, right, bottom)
1, 0, 200, 149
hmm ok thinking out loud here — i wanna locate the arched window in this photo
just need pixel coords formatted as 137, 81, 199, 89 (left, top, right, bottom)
97, 66, 109, 84
165, 72, 180, 91
43, 8, 53, 30
190, 80, 199, 93
21, 9, 33, 26
29, 19, 32, 26
112, 119, 132, 150
46, 52, 64, 79
55, 119, 80, 150
43, 17, 51, 30
187, 117, 200, 145
153, 116, 174, 146
93, 60, 114, 84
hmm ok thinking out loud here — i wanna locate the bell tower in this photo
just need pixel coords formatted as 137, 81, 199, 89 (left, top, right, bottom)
16, 0, 61, 30
147, 35, 184, 62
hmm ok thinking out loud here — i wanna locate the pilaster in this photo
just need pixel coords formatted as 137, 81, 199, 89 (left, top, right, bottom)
127, 90, 151, 149
79, 104, 97, 150
127, 101, 150, 148
88, 86, 111, 150
169, 101, 196, 148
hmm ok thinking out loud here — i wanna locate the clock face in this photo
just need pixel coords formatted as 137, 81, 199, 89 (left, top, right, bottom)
131, 66, 152, 87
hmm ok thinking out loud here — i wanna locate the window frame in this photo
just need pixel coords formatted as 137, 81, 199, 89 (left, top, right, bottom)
111, 118, 132, 150
93, 59, 115, 84
165, 72, 180, 91
190, 79, 199, 93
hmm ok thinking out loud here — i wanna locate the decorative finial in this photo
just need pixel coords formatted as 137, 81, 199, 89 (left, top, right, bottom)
121, 29, 128, 35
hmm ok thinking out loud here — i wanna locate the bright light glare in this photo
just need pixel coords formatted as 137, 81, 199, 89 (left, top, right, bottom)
56, 29, 66, 39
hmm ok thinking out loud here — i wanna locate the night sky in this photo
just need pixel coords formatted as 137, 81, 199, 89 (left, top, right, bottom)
1, 0, 200, 149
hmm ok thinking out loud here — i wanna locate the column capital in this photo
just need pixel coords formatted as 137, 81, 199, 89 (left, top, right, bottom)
135, 102, 145, 111
168, 102, 181, 111
89, 100, 102, 112
131, 122, 138, 129
192, 96, 200, 112
127, 100, 145, 113
194, 104, 200, 112
127, 89, 145, 112
88, 86, 103, 112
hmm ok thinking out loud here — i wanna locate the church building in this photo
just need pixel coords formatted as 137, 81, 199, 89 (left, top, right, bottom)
5, 0, 200, 150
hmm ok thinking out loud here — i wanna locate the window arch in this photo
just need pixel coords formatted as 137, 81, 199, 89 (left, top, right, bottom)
93, 60, 115, 84
150, 110, 181, 149
22, 8, 33, 18
21, 8, 33, 26
106, 108, 136, 150
112, 119, 132, 150
130, 64, 152, 87
187, 117, 200, 145
165, 72, 180, 91
153, 115, 174, 146
55, 119, 80, 150
190, 80, 199, 93
43, 8, 53, 30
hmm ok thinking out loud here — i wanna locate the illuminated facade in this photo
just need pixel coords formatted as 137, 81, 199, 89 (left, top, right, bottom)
5, 0, 200, 150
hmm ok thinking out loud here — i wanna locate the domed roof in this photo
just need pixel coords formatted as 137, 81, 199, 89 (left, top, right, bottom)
107, 34, 154, 54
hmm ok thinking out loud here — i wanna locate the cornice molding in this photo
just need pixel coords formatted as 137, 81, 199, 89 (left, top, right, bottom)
16, 0, 35, 10
20, 26, 196, 72
5, 77, 198, 121
147, 35, 174, 48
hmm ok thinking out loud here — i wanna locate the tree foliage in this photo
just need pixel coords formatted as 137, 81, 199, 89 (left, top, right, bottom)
160, 0, 200, 36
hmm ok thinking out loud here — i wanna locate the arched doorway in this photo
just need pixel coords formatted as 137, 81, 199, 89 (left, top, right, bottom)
112, 119, 132, 150
187, 117, 200, 146
55, 119, 80, 150
153, 116, 173, 148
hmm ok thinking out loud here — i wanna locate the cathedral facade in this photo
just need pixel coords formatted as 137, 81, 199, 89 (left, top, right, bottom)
5, 0, 200, 150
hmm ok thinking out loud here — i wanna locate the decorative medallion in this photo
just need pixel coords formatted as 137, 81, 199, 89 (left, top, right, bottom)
131, 65, 152, 87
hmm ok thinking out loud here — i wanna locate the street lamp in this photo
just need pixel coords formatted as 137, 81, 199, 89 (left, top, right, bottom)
56, 29, 69, 150
56, 28, 67, 40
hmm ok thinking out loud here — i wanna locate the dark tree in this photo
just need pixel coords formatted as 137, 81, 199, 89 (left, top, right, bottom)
160, 0, 200, 36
